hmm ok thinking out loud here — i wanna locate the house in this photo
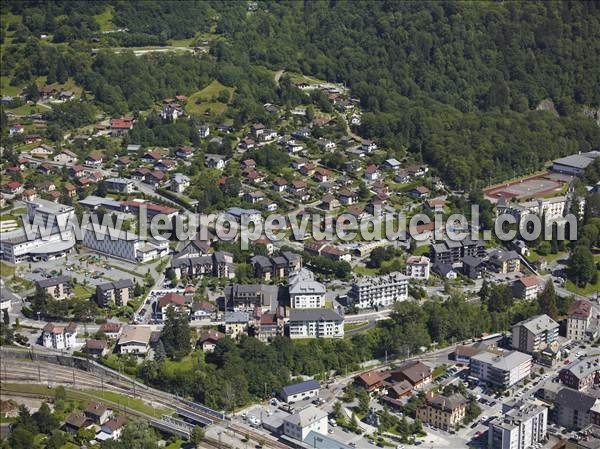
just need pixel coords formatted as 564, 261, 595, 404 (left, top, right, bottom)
416, 392, 467, 431
338, 188, 358, 205
283, 406, 328, 442
405, 256, 431, 280
31, 144, 55, 158
114, 157, 131, 168
513, 276, 541, 301
314, 167, 331, 183
511, 314, 559, 354
407, 164, 429, 177
319, 194, 340, 211
158, 292, 187, 318
394, 170, 411, 184
126, 144, 141, 154
97, 415, 127, 442
155, 159, 176, 172
21, 188, 37, 202
1, 180, 23, 195
69, 165, 85, 178
260, 129, 278, 141
321, 245, 351, 263
95, 279, 134, 307
361, 140, 377, 153
85, 153, 104, 167
170, 173, 190, 194
105, 178, 134, 194
63, 411, 92, 433
143, 170, 165, 187
141, 151, 163, 164
355, 371, 384, 392
317, 138, 336, 151
117, 325, 152, 355
254, 312, 284, 342
391, 360, 433, 389
83, 339, 109, 357
409, 186, 430, 199
224, 284, 276, 311
249, 252, 302, 281
273, 178, 289, 192
205, 153, 227, 170
241, 159, 256, 170
280, 380, 321, 403
198, 124, 210, 138
198, 330, 225, 352
384, 158, 401, 170
243, 190, 265, 204
176, 146, 194, 159
224, 311, 250, 339
299, 162, 316, 176
99, 322, 122, 340
85, 401, 111, 425
132, 167, 151, 181
35, 275, 72, 300
251, 123, 265, 137
42, 322, 77, 350
239, 137, 255, 150
293, 128, 311, 139
110, 118, 134, 136
290, 180, 307, 194
9, 123, 24, 136
191, 300, 217, 320
363, 164, 379, 181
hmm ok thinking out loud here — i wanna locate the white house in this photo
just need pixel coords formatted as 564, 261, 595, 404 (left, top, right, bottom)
350, 272, 409, 309
288, 269, 326, 309
406, 256, 431, 280
198, 125, 210, 138
288, 309, 344, 339
283, 406, 328, 441
280, 380, 321, 403
117, 325, 152, 355
170, 173, 190, 194
42, 322, 77, 350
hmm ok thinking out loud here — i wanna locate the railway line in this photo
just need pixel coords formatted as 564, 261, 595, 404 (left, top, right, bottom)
0, 359, 292, 449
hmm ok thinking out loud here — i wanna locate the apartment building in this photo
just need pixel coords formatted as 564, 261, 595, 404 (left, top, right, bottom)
496, 195, 568, 221
35, 275, 72, 300
224, 311, 250, 339
560, 359, 600, 391
288, 269, 326, 308
511, 314, 559, 354
288, 309, 344, 339
82, 225, 169, 263
405, 255, 431, 280
567, 300, 599, 341
95, 279, 134, 307
513, 276, 541, 301
349, 272, 409, 309
172, 251, 236, 279
224, 284, 277, 312
104, 177, 134, 194
554, 388, 600, 430
488, 249, 521, 274
283, 406, 328, 441
430, 238, 486, 265
470, 350, 532, 388
488, 400, 548, 449
250, 252, 302, 281
42, 322, 77, 350
416, 392, 466, 431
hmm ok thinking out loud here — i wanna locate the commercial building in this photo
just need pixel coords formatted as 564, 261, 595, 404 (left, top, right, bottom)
567, 300, 600, 341
42, 322, 77, 350
282, 406, 328, 442
405, 255, 431, 280
288, 309, 344, 339
117, 325, 152, 355
416, 392, 467, 431
280, 380, 321, 403
488, 400, 548, 449
511, 314, 559, 354
95, 279, 134, 307
104, 178, 134, 194
349, 272, 409, 309
288, 269, 326, 309
82, 224, 169, 263
35, 275, 72, 300
552, 151, 600, 176
470, 350, 532, 388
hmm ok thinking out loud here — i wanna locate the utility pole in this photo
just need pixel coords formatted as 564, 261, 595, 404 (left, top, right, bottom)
37, 364, 41, 382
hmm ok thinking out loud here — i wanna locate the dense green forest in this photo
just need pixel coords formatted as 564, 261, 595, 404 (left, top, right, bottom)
3, 1, 600, 188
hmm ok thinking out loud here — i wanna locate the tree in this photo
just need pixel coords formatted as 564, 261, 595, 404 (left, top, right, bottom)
568, 246, 596, 287
33, 402, 59, 434
8, 426, 34, 449
154, 339, 167, 364
538, 281, 558, 320
160, 306, 192, 360
357, 387, 370, 415
190, 425, 205, 447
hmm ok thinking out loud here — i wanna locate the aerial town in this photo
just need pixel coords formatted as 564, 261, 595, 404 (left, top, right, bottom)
0, 2, 600, 449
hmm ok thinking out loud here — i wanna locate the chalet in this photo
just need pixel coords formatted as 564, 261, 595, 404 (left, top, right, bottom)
317, 138, 336, 151
407, 164, 428, 177
425, 197, 446, 210
314, 167, 332, 183
287, 142, 304, 154
292, 158, 307, 170
293, 128, 311, 139
85, 401, 111, 425
205, 154, 227, 170
345, 160, 362, 173
69, 165, 85, 178
304, 240, 328, 256
110, 118, 134, 136
160, 103, 184, 121
1, 180, 23, 195
25, 134, 43, 145
198, 330, 225, 352
38, 163, 53, 175
355, 371, 384, 392
290, 180, 307, 194
99, 322, 123, 340
141, 151, 163, 164
114, 156, 131, 168
364, 165, 379, 181
319, 194, 340, 211
244, 170, 265, 183
85, 153, 104, 167
260, 129, 278, 142
31, 144, 54, 158
52, 150, 77, 165
132, 167, 151, 181
59, 90, 74, 101
384, 158, 401, 170
251, 123, 266, 137
158, 292, 187, 318
239, 137, 256, 150
241, 159, 256, 170
409, 186, 430, 199
361, 140, 377, 153
170, 173, 190, 194
83, 339, 109, 357
347, 205, 367, 220
22, 188, 37, 202
143, 170, 165, 187
198, 125, 210, 138
176, 146, 194, 159
40, 181, 56, 192
394, 170, 410, 184
63, 183, 76, 197
9, 123, 24, 136
299, 162, 316, 176
39, 85, 58, 99
273, 178, 289, 192
154, 159, 176, 172
244, 190, 265, 204
321, 245, 351, 263
391, 360, 433, 389
338, 188, 358, 205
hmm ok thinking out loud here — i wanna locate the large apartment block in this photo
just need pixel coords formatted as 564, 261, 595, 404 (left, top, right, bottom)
95, 279, 135, 307
288, 309, 344, 339
430, 238, 486, 265
470, 350, 532, 388
35, 275, 72, 300
349, 272, 409, 309
488, 400, 548, 449
288, 269, 326, 309
511, 314, 559, 354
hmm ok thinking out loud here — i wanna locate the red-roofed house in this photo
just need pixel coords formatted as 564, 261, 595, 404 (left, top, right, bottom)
1, 180, 23, 195
159, 292, 186, 318
355, 371, 384, 392
513, 276, 541, 301
110, 118, 134, 136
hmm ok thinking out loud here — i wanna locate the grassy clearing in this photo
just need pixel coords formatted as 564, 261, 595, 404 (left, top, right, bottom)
432, 364, 447, 379
94, 6, 115, 32
565, 280, 599, 297
186, 80, 234, 116
0, 262, 16, 278
344, 322, 369, 332
353, 265, 378, 276
72, 283, 95, 300
5, 103, 47, 115
162, 351, 199, 376
412, 245, 430, 257
1, 75, 24, 96
527, 250, 566, 264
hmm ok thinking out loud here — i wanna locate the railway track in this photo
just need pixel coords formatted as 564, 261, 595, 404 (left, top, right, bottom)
0, 360, 292, 449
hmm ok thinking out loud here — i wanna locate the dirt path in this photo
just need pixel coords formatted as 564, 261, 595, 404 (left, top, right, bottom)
274, 69, 285, 85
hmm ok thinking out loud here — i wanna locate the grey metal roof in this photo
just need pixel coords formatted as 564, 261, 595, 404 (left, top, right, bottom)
288, 309, 343, 322
36, 275, 71, 288
224, 311, 250, 323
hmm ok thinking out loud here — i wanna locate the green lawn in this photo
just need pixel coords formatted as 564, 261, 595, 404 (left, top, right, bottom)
5, 103, 47, 115
353, 265, 378, 276
186, 80, 234, 117
528, 250, 566, 264
72, 283, 95, 300
432, 364, 447, 379
0, 75, 24, 96
94, 6, 115, 31
565, 280, 599, 297
344, 322, 369, 332
0, 262, 16, 278
163, 351, 200, 376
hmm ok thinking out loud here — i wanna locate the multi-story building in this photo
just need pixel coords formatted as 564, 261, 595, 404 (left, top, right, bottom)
470, 350, 532, 388
496, 195, 568, 221
288, 309, 344, 339
280, 380, 321, 403
253, 312, 284, 342
82, 225, 169, 263
349, 272, 409, 309
0, 199, 76, 264
42, 322, 77, 350
554, 388, 600, 430
250, 252, 302, 281
488, 400, 548, 449
288, 269, 326, 308
171, 251, 236, 279
104, 178, 134, 194
511, 314, 559, 354
416, 392, 466, 431
430, 238, 486, 265
224, 284, 277, 312
35, 275, 72, 300
117, 325, 152, 355
513, 276, 541, 301
488, 249, 521, 274
95, 279, 134, 307
560, 359, 600, 391
567, 300, 599, 341
282, 406, 328, 442
391, 360, 433, 389
158, 292, 187, 319
224, 311, 250, 339
405, 255, 431, 280
566, 424, 600, 449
